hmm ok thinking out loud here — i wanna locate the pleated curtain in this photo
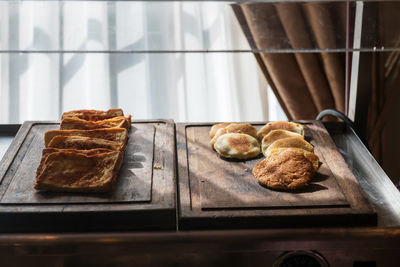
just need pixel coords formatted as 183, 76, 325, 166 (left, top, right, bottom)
366, 2, 400, 184
235, 1, 400, 185
234, 2, 346, 120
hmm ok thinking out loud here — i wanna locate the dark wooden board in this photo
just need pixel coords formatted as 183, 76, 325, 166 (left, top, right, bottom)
1, 124, 154, 204
177, 121, 377, 230
0, 125, 20, 160
0, 120, 176, 232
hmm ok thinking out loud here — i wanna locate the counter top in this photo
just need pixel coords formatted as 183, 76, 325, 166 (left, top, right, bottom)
0, 122, 399, 266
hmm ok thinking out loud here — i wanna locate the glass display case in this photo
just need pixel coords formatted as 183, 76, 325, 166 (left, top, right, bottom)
1, 1, 400, 266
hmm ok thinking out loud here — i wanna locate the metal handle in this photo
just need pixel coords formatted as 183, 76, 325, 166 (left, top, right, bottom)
316, 109, 356, 130
316, 109, 369, 149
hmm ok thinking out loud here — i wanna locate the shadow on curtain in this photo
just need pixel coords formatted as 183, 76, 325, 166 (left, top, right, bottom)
233, 2, 346, 120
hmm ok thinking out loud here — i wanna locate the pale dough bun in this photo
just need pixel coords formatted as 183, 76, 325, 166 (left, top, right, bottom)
261, 129, 303, 155
252, 148, 316, 190
214, 133, 260, 160
210, 123, 258, 148
257, 121, 304, 140
264, 136, 314, 156
209, 123, 231, 139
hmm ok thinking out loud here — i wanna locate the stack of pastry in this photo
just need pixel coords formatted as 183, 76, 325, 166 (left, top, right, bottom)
252, 121, 319, 190
35, 109, 131, 193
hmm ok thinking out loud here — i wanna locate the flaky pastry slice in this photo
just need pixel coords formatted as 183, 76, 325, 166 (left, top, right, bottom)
36, 148, 113, 177
60, 116, 131, 131
62, 108, 124, 121
47, 136, 123, 151
44, 128, 128, 147
35, 149, 123, 192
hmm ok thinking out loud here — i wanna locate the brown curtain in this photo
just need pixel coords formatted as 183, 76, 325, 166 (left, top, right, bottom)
366, 2, 400, 185
234, 2, 346, 120
235, 2, 400, 184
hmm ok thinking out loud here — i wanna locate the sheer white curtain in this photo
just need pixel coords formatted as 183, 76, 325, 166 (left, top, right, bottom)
0, 1, 286, 124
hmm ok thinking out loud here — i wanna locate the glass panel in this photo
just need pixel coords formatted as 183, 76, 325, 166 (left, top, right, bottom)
0, 1, 399, 53
0, 52, 274, 123
0, 1, 252, 52
360, 1, 400, 51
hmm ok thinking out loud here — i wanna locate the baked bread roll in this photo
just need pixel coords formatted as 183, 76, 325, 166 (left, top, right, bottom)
47, 136, 123, 151
210, 123, 258, 148
60, 116, 131, 131
62, 108, 124, 121
264, 136, 313, 156
257, 121, 304, 140
214, 133, 260, 159
252, 148, 316, 190
209, 123, 231, 139
44, 128, 128, 147
261, 129, 303, 155
35, 150, 123, 192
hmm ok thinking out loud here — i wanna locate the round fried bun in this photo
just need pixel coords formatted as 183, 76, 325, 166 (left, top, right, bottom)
252, 148, 316, 190
214, 133, 260, 159
264, 136, 314, 156
209, 123, 231, 139
261, 129, 303, 155
257, 121, 304, 140
268, 148, 319, 171
210, 123, 258, 149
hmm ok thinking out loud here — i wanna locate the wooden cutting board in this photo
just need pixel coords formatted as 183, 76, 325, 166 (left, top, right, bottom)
177, 121, 377, 230
0, 120, 176, 232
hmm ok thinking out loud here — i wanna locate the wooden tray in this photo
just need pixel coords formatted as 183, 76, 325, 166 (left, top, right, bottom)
0, 120, 176, 232
177, 121, 377, 230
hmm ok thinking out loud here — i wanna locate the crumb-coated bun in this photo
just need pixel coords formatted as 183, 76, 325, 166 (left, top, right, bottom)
261, 130, 303, 155
209, 123, 231, 139
214, 133, 260, 159
257, 121, 304, 140
210, 123, 258, 148
268, 148, 319, 171
264, 136, 313, 156
252, 148, 316, 190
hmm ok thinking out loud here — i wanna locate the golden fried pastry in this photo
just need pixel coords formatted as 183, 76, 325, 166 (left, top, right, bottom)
44, 128, 128, 147
268, 148, 319, 171
252, 148, 316, 190
261, 130, 303, 156
35, 150, 123, 192
36, 148, 113, 177
62, 108, 124, 121
60, 116, 131, 131
210, 123, 258, 148
47, 136, 123, 151
214, 133, 260, 159
257, 121, 304, 140
209, 123, 231, 139
264, 136, 313, 156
